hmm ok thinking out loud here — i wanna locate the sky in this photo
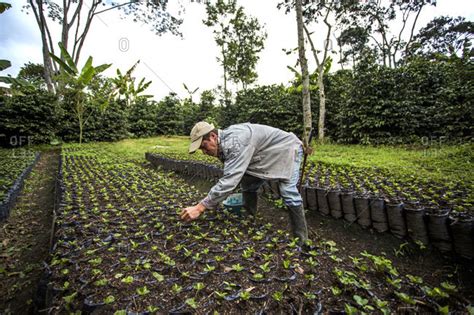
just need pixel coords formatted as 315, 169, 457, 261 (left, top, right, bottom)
1, 0, 473, 101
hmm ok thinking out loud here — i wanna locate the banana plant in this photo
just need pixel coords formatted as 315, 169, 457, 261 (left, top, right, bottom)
50, 42, 111, 143
286, 57, 332, 93
111, 60, 152, 107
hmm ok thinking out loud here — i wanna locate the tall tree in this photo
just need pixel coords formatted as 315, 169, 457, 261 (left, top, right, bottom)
336, 26, 370, 68
406, 16, 473, 60
17, 62, 47, 89
203, 0, 266, 102
24, 0, 183, 93
343, 0, 435, 68
295, 0, 312, 146
296, 0, 351, 141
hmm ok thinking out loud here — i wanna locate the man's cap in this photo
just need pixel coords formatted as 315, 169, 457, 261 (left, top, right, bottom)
189, 121, 215, 154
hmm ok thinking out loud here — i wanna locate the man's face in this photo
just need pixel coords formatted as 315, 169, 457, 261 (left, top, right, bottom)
200, 132, 218, 157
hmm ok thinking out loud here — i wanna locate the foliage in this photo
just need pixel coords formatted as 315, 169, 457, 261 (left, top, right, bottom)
406, 16, 473, 60
224, 84, 303, 136
111, 61, 152, 107
17, 62, 46, 89
0, 87, 60, 145
128, 97, 159, 138
204, 0, 266, 92
23, 0, 183, 92
51, 42, 111, 143
155, 93, 184, 135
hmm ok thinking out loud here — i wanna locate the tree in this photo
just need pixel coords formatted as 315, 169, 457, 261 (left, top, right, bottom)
0, 2, 11, 13
17, 62, 47, 89
342, 0, 435, 68
406, 16, 473, 60
226, 6, 267, 90
203, 0, 266, 100
197, 90, 218, 126
291, 0, 350, 141
336, 26, 370, 68
295, 0, 312, 146
51, 43, 111, 143
24, 0, 183, 93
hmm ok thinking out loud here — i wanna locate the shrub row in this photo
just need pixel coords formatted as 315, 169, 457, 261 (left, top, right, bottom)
1, 57, 471, 146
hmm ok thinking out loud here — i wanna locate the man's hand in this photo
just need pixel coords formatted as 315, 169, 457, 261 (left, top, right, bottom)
180, 203, 206, 222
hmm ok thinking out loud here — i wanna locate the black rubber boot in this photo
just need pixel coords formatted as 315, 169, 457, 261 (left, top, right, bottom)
288, 204, 308, 244
242, 191, 258, 216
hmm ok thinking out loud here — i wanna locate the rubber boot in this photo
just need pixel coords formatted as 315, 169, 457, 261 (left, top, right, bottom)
288, 204, 308, 244
242, 191, 258, 216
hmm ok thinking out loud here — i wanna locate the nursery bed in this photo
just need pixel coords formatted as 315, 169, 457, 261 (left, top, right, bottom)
42, 145, 473, 313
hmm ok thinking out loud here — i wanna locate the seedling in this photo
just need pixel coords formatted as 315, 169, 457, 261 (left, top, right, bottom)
214, 291, 227, 299
353, 294, 374, 311
137, 286, 150, 296
259, 262, 271, 273
185, 298, 198, 309
253, 273, 264, 280
394, 291, 416, 305
94, 278, 108, 286
152, 272, 164, 282
331, 286, 342, 296
240, 290, 251, 301
193, 282, 205, 292
232, 263, 244, 272
204, 264, 216, 272
172, 283, 182, 294
272, 291, 284, 301
121, 276, 133, 284
104, 295, 115, 304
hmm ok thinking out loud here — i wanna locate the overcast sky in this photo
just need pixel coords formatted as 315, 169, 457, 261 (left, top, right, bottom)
1, 0, 473, 101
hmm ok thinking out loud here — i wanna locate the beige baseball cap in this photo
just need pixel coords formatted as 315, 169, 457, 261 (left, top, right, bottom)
189, 121, 215, 154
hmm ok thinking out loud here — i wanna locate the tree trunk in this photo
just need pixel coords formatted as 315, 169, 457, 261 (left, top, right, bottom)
317, 67, 326, 140
221, 44, 229, 106
29, 0, 55, 93
295, 0, 312, 147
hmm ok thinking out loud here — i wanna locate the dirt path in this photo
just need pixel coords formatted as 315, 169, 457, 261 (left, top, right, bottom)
0, 151, 58, 314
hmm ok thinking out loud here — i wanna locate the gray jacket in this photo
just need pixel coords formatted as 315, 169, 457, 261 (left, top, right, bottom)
201, 123, 302, 209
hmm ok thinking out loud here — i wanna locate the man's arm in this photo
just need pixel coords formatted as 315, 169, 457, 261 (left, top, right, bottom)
180, 202, 206, 222
180, 142, 256, 221
201, 144, 256, 209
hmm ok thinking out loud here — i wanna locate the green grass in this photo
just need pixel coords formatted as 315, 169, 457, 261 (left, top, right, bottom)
58, 136, 472, 186
308, 143, 473, 184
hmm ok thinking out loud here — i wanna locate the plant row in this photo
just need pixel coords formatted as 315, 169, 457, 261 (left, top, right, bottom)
147, 153, 473, 260
44, 146, 471, 313
0, 149, 39, 221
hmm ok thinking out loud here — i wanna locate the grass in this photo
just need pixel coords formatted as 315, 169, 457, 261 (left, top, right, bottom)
308, 142, 473, 184
30, 135, 473, 186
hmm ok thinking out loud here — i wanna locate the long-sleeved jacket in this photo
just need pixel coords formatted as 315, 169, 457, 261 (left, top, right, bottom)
201, 123, 302, 209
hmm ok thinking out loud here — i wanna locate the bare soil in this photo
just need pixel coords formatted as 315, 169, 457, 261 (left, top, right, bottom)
0, 151, 58, 314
